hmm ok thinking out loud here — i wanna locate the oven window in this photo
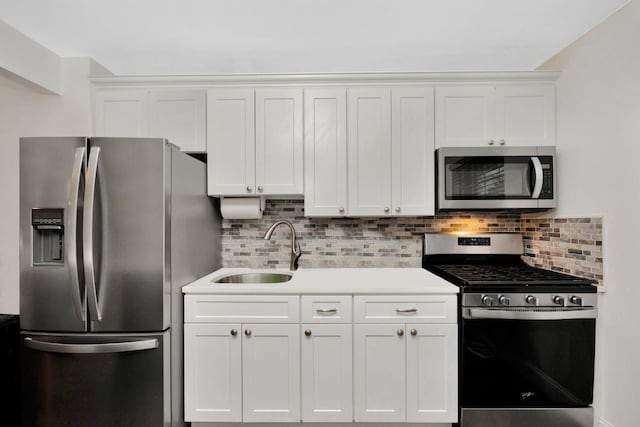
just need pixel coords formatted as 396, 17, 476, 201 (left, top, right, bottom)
445, 156, 535, 200
462, 318, 595, 408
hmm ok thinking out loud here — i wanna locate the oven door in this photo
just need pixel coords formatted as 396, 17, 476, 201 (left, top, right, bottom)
461, 308, 596, 409
436, 146, 555, 210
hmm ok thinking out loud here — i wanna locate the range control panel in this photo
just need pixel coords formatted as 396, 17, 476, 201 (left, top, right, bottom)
463, 293, 597, 308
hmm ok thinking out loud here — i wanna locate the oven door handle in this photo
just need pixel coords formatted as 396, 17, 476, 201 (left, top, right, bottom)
464, 308, 597, 320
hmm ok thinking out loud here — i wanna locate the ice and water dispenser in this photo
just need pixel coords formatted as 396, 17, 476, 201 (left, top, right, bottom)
31, 208, 64, 264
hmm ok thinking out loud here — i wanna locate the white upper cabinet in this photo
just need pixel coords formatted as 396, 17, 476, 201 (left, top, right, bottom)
95, 89, 148, 137
435, 86, 495, 147
207, 88, 256, 196
347, 88, 393, 216
495, 85, 555, 147
255, 88, 304, 195
207, 88, 303, 196
94, 89, 206, 151
391, 87, 435, 216
436, 84, 555, 147
304, 88, 348, 217
148, 89, 206, 152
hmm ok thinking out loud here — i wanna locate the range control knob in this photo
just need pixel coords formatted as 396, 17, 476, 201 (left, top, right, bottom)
525, 295, 538, 306
569, 296, 583, 306
481, 295, 495, 306
498, 295, 511, 306
553, 296, 565, 306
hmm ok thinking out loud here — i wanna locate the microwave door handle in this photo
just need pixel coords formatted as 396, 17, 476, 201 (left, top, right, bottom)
531, 156, 544, 199
67, 147, 86, 322
84, 147, 102, 321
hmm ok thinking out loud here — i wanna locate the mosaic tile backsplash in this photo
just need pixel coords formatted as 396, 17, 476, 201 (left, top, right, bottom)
522, 217, 603, 284
221, 200, 604, 285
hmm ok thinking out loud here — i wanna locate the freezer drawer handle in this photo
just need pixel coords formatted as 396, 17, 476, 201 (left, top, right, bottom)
84, 147, 102, 321
24, 337, 159, 354
67, 147, 86, 322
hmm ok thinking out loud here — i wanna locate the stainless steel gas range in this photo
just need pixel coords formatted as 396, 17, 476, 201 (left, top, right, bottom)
422, 233, 597, 427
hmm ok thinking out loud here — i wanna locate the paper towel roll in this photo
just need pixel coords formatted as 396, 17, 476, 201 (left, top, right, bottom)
220, 197, 263, 219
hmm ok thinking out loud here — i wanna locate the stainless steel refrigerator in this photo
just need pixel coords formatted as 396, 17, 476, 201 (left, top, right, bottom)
19, 137, 221, 427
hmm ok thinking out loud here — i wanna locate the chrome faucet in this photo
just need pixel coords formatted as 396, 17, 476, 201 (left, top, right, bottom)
263, 220, 301, 271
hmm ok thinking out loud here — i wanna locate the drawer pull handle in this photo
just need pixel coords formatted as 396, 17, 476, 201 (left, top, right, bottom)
396, 308, 417, 313
316, 308, 338, 313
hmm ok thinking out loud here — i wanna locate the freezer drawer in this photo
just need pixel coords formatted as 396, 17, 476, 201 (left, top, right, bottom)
21, 331, 170, 427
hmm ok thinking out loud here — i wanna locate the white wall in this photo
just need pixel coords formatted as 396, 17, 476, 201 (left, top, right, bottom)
0, 58, 97, 314
539, 1, 640, 426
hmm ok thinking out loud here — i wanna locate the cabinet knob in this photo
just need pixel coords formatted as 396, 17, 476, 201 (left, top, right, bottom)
257, 185, 263, 192
230, 329, 238, 336
244, 329, 252, 336
410, 329, 417, 336
395, 207, 401, 213
246, 186, 253, 193
489, 140, 495, 145
397, 329, 404, 337
338, 207, 345, 213
499, 139, 506, 146
304, 329, 312, 337
384, 207, 390, 213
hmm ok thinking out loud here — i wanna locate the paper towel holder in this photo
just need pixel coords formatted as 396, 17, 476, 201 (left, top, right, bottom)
219, 196, 266, 219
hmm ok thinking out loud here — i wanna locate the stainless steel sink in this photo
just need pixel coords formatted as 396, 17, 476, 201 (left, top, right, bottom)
213, 272, 293, 284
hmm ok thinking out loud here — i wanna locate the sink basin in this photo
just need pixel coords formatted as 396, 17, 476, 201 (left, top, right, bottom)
213, 272, 293, 284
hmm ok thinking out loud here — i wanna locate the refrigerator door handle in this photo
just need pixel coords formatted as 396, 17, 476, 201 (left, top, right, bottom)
24, 337, 159, 354
67, 147, 86, 321
84, 147, 102, 321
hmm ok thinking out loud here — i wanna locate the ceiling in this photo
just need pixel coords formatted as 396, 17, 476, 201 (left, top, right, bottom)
0, 0, 630, 75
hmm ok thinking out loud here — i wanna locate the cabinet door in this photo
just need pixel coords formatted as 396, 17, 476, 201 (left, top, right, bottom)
184, 323, 242, 422
435, 86, 495, 147
495, 85, 555, 146
304, 88, 348, 217
406, 324, 458, 423
255, 88, 303, 195
353, 324, 406, 422
94, 89, 148, 137
242, 324, 300, 422
391, 87, 435, 216
148, 89, 206, 152
301, 324, 353, 422
348, 88, 392, 216
207, 88, 255, 195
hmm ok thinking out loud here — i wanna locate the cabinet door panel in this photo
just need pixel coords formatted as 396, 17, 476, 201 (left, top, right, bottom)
184, 323, 242, 422
95, 90, 148, 137
392, 87, 435, 216
496, 85, 555, 146
435, 86, 495, 147
353, 324, 405, 422
304, 88, 348, 217
148, 89, 206, 152
347, 88, 392, 216
255, 88, 303, 195
242, 324, 300, 422
406, 324, 458, 423
207, 88, 255, 195
301, 324, 353, 422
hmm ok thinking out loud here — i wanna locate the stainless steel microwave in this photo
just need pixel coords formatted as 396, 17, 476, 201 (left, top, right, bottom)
436, 146, 556, 211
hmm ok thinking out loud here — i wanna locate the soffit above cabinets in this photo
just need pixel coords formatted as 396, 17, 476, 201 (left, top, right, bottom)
0, 0, 629, 74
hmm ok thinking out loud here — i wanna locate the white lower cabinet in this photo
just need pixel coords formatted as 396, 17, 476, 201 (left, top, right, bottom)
184, 293, 456, 424
301, 323, 353, 422
242, 324, 300, 422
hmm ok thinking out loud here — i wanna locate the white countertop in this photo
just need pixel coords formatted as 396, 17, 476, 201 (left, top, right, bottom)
182, 267, 459, 295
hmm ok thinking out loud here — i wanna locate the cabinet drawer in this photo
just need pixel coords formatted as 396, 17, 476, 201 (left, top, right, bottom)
301, 296, 352, 323
184, 295, 299, 323
353, 295, 456, 323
